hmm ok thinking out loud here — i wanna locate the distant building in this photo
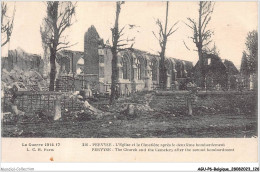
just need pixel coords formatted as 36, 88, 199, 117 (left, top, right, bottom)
56, 25, 193, 94
56, 50, 84, 75
2, 47, 43, 74
192, 53, 239, 90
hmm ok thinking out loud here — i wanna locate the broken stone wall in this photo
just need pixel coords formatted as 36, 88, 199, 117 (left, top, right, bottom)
150, 91, 257, 115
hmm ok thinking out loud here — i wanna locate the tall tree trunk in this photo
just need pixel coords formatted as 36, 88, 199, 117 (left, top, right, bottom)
49, 48, 57, 91
48, 2, 59, 91
159, 1, 169, 90
159, 48, 167, 90
110, 49, 118, 104
198, 45, 205, 88
110, 2, 121, 104
198, 2, 205, 88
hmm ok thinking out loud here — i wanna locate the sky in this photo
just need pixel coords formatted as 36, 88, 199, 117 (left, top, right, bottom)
1, 1, 258, 69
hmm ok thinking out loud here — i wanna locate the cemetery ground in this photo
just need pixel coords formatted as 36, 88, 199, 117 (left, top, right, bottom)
2, 91, 257, 138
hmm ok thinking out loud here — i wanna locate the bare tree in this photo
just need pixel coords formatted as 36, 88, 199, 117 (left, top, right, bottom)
152, 1, 178, 90
110, 1, 136, 104
40, 19, 51, 78
184, 1, 215, 87
40, 2, 76, 91
205, 42, 219, 56
1, 2, 15, 47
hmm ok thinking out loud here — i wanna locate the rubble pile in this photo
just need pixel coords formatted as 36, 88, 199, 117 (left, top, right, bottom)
62, 110, 96, 122
110, 92, 154, 120
2, 67, 48, 91
59, 92, 107, 121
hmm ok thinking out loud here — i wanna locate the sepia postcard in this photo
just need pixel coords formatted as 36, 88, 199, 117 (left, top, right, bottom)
0, 0, 259, 169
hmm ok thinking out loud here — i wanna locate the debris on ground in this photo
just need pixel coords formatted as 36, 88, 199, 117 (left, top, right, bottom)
2, 112, 18, 124
1, 91, 257, 138
2, 67, 47, 91
11, 105, 25, 116
119, 104, 137, 120
193, 106, 217, 114
62, 110, 96, 122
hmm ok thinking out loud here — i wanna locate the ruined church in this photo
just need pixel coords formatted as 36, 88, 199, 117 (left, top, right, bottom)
56, 25, 193, 94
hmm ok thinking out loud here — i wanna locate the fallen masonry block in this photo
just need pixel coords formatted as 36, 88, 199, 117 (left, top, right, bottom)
11, 105, 25, 116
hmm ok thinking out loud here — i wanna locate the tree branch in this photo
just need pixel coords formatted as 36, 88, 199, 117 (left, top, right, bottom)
183, 40, 191, 51
57, 42, 78, 51
167, 21, 179, 37
1, 2, 15, 47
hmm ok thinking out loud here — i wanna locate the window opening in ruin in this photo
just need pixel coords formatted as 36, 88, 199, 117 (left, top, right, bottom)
122, 59, 128, 79
136, 58, 141, 80
151, 61, 157, 81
